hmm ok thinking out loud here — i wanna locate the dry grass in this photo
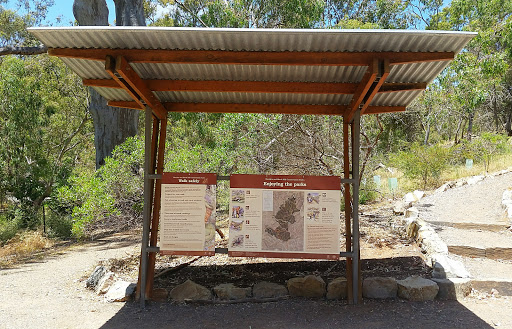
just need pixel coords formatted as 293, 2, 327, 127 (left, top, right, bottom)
371, 153, 512, 200
443, 153, 512, 181
0, 231, 55, 267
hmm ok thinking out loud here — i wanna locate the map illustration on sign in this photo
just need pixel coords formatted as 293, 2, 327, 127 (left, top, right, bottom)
263, 191, 304, 251
228, 174, 341, 260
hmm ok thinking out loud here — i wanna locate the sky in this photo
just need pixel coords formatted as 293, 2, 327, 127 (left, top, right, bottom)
3, 0, 117, 26
3, 0, 450, 28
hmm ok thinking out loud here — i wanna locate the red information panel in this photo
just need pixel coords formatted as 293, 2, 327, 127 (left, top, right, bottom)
228, 174, 341, 260
160, 173, 216, 256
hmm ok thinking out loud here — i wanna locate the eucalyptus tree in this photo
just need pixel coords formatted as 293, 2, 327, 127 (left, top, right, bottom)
72, 0, 145, 169
0, 55, 90, 227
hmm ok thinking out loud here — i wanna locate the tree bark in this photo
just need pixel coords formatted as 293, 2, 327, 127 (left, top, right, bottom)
467, 111, 474, 141
0, 45, 48, 56
113, 0, 146, 26
73, 0, 141, 168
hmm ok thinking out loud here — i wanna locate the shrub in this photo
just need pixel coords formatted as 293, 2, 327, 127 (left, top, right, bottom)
359, 178, 379, 204
46, 212, 73, 239
0, 214, 18, 245
391, 143, 450, 188
55, 137, 144, 238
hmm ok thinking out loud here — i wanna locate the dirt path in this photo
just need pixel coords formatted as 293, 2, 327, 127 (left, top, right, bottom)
418, 172, 512, 226
1, 234, 511, 328
0, 234, 140, 329
416, 171, 512, 286
2, 173, 512, 328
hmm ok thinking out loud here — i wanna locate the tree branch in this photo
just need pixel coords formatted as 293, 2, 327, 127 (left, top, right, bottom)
0, 45, 48, 56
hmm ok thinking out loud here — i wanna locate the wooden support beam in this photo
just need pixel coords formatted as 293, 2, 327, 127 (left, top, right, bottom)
365, 106, 406, 114
146, 115, 168, 298
84, 78, 426, 94
379, 82, 427, 93
345, 59, 378, 122
343, 115, 353, 303
107, 101, 407, 115
114, 56, 167, 120
107, 101, 145, 109
84, 78, 356, 94
166, 103, 345, 115
104, 56, 146, 110
49, 48, 455, 66
360, 59, 390, 115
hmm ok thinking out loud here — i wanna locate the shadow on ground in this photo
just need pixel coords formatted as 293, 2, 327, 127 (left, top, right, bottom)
100, 298, 493, 329
154, 257, 431, 289
100, 256, 490, 328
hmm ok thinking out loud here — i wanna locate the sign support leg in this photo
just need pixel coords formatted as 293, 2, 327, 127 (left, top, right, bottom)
146, 114, 168, 297
139, 106, 154, 307
351, 109, 362, 304
343, 117, 353, 303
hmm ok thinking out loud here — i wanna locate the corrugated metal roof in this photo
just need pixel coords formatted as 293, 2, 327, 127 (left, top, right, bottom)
28, 27, 476, 110
29, 27, 475, 53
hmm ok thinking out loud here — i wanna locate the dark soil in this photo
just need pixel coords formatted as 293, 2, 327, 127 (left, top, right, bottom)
154, 256, 430, 291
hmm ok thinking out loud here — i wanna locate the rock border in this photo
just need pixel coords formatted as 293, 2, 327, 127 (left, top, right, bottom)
161, 274, 471, 303
397, 168, 512, 280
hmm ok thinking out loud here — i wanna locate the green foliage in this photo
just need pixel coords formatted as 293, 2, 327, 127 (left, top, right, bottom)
0, 54, 90, 232
45, 212, 72, 239
452, 133, 510, 171
0, 213, 18, 244
391, 143, 450, 188
55, 137, 144, 238
359, 178, 378, 205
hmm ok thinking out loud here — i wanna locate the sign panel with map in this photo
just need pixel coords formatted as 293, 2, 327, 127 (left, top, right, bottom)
228, 174, 341, 260
160, 173, 216, 256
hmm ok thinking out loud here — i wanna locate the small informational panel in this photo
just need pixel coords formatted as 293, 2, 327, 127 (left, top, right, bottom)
228, 174, 341, 260
160, 173, 216, 256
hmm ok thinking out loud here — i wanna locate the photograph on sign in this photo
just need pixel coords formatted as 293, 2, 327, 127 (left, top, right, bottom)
228, 174, 341, 259
160, 173, 216, 256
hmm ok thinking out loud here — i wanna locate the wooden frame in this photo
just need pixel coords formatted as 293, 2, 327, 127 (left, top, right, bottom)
47, 44, 439, 307
49, 47, 454, 66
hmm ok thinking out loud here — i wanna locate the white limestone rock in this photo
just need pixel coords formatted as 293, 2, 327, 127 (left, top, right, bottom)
363, 277, 397, 299
432, 254, 470, 279
397, 276, 439, 301
326, 277, 348, 300
432, 278, 472, 300
405, 207, 419, 220
252, 281, 288, 299
214, 283, 251, 300
287, 275, 326, 298
105, 281, 136, 302
170, 280, 212, 301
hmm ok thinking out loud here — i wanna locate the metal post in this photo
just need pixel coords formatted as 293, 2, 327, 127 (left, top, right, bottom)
343, 117, 353, 303
351, 109, 361, 304
140, 106, 153, 307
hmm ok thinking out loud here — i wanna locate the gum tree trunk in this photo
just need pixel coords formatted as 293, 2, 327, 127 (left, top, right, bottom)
73, 0, 142, 168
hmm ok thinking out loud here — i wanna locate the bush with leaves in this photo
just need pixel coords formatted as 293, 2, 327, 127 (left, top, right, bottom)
451, 133, 510, 171
55, 137, 144, 238
391, 143, 450, 188
0, 213, 18, 244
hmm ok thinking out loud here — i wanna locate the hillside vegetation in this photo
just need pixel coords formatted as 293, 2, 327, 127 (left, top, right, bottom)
1, 0, 511, 244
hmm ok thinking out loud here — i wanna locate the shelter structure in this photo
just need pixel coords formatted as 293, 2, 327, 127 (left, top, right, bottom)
29, 27, 475, 306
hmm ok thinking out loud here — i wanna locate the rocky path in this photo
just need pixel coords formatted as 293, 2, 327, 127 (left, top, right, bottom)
417, 171, 512, 294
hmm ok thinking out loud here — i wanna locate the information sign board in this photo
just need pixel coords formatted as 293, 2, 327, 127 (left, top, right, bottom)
160, 173, 216, 256
228, 174, 341, 259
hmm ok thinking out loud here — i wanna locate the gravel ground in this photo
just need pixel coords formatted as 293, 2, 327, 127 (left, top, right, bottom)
417, 172, 512, 225
2, 172, 512, 328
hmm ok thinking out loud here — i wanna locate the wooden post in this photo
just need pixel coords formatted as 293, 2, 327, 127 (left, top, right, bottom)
146, 114, 168, 297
